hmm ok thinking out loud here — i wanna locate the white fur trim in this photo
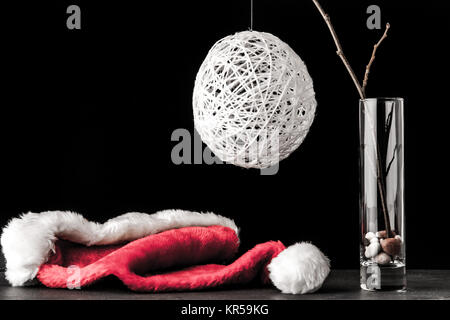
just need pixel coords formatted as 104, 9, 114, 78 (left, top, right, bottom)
1, 209, 238, 286
268, 242, 330, 294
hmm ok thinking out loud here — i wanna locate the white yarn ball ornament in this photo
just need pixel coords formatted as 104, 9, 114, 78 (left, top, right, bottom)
193, 31, 317, 169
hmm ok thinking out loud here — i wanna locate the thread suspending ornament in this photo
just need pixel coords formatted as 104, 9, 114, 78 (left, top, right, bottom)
193, 31, 317, 169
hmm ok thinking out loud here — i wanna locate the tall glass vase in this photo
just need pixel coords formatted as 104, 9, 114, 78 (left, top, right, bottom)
359, 98, 406, 291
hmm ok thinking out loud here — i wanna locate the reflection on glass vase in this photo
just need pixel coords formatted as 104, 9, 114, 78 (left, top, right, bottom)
359, 98, 406, 291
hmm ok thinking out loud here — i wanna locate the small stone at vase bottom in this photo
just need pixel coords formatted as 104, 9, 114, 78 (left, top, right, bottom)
380, 237, 402, 256
370, 237, 379, 243
365, 232, 376, 241
374, 252, 391, 265
365, 242, 381, 258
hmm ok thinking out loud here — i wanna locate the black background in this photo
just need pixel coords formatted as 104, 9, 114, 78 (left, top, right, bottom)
1, 0, 449, 269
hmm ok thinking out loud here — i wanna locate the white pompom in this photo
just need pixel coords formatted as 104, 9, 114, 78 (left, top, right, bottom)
268, 242, 330, 294
193, 31, 317, 169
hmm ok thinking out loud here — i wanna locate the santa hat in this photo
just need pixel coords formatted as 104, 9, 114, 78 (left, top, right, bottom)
1, 210, 330, 294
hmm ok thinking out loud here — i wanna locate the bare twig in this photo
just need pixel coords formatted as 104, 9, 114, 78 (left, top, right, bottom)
385, 107, 398, 176
362, 23, 390, 95
311, 0, 365, 99
386, 145, 398, 176
311, 0, 394, 237
375, 138, 393, 238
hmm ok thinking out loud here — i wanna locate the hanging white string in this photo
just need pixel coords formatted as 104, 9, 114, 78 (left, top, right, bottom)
250, 0, 253, 31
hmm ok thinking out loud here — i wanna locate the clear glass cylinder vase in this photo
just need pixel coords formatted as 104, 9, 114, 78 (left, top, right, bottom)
359, 98, 406, 291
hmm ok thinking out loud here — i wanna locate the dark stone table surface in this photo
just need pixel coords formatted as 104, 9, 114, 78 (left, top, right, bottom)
1, 270, 449, 300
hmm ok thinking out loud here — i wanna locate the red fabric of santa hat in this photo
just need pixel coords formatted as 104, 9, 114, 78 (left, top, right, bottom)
1, 210, 330, 294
